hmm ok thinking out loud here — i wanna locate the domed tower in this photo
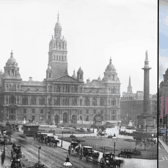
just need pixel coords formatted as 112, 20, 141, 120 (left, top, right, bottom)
102, 58, 119, 83
47, 13, 68, 79
77, 67, 83, 82
3, 51, 21, 79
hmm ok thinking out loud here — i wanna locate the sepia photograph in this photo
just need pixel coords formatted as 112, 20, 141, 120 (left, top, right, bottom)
0, 0, 157, 168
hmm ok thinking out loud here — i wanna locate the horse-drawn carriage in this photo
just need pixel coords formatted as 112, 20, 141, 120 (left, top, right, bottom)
118, 149, 132, 158
68, 139, 82, 156
45, 135, 59, 147
80, 146, 99, 162
34, 131, 59, 147
100, 152, 124, 168
118, 148, 141, 158
11, 144, 23, 168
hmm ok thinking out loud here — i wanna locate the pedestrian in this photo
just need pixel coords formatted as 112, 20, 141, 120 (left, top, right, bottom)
1, 150, 5, 166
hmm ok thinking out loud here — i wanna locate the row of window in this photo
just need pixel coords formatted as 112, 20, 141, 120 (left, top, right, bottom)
52, 55, 67, 61
48, 85, 79, 93
5, 82, 20, 91
5, 95, 117, 106
7, 115, 116, 121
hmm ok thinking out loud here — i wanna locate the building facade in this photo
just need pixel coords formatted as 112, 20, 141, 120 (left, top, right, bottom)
159, 68, 168, 126
0, 15, 121, 125
121, 76, 157, 125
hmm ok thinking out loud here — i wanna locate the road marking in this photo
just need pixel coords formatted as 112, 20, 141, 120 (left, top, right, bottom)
165, 156, 168, 160
159, 146, 161, 149
162, 157, 165, 160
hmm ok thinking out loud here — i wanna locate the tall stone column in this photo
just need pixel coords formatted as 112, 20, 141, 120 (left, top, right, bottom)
142, 50, 151, 114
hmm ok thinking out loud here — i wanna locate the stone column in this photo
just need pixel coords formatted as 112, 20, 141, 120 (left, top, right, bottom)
142, 51, 151, 114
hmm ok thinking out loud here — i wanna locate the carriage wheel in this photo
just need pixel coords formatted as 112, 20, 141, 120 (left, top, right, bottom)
79, 154, 82, 160
86, 156, 88, 162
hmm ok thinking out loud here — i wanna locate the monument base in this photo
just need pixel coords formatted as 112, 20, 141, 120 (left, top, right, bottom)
137, 113, 157, 134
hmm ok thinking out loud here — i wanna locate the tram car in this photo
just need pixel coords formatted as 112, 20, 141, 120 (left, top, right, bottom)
80, 146, 99, 162
68, 139, 82, 156
23, 124, 39, 136
100, 152, 124, 168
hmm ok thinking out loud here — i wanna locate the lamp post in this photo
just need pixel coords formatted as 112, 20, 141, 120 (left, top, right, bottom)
112, 134, 117, 156
1, 130, 6, 166
61, 127, 64, 147
63, 155, 73, 167
38, 146, 41, 163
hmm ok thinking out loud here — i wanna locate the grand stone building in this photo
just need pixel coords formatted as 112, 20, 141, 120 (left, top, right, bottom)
0, 15, 121, 125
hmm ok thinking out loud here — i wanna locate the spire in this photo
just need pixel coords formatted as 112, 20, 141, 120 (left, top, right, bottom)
145, 50, 148, 61
11, 50, 13, 58
129, 76, 131, 87
57, 12, 59, 23
127, 75, 132, 93
110, 58, 112, 64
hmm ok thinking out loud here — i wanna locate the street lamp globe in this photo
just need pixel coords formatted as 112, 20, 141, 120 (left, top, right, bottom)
63, 155, 73, 167
112, 134, 117, 143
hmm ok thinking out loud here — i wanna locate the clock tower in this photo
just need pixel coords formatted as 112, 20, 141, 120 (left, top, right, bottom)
46, 14, 68, 80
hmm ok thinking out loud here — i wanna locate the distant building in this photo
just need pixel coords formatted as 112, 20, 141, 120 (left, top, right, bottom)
121, 77, 157, 125
159, 68, 168, 125
0, 14, 121, 125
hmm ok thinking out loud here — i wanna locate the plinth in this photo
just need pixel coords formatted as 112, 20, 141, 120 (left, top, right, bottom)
137, 113, 157, 134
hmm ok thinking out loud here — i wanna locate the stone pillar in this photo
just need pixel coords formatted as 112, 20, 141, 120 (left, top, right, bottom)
142, 50, 151, 114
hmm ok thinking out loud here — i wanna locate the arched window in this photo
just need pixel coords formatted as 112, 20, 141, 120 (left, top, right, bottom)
111, 99, 116, 105
85, 97, 90, 106
72, 97, 77, 106
31, 96, 36, 105
71, 85, 74, 93
80, 99, 82, 106
11, 83, 15, 91
9, 95, 16, 104
22, 96, 28, 105
92, 98, 97, 106
48, 98, 52, 105
100, 98, 104, 106
86, 116, 89, 121
54, 97, 60, 105
39, 97, 45, 105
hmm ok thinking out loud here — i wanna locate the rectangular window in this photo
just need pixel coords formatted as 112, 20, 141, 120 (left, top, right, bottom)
32, 115, 35, 120
41, 109, 43, 114
94, 110, 96, 114
32, 109, 35, 113
23, 109, 27, 113
86, 110, 89, 114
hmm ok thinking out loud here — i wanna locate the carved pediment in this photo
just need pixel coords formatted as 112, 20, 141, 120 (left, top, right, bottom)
54, 75, 83, 83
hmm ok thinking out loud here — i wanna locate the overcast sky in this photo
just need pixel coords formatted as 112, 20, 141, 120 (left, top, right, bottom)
0, 0, 157, 95
160, 0, 168, 84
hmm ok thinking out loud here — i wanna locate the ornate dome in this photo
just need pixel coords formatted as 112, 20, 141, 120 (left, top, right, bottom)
6, 51, 18, 67
105, 58, 116, 72
55, 22, 62, 30
55, 14, 62, 30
